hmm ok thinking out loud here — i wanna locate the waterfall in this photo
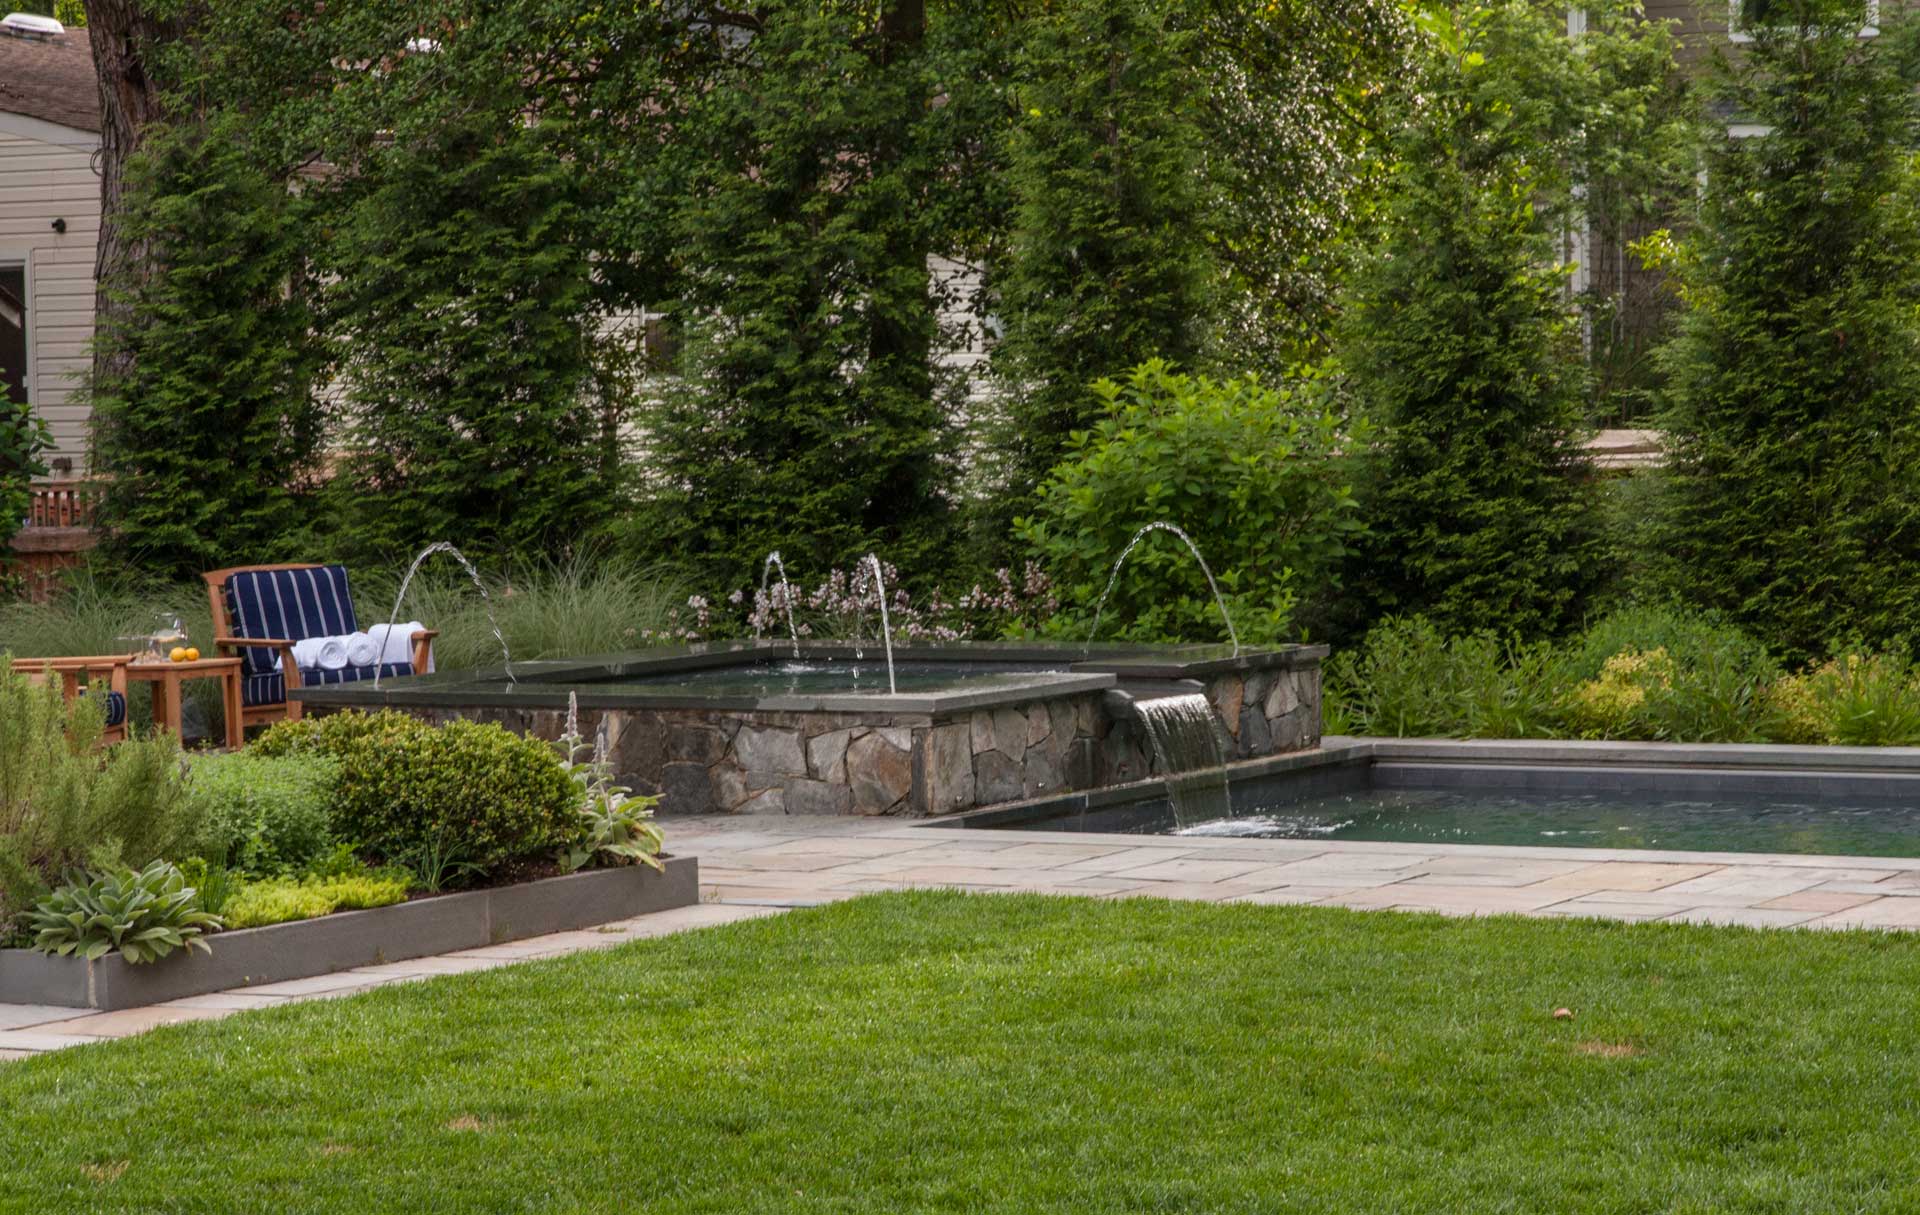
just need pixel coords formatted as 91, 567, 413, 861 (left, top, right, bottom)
1134, 693, 1229, 828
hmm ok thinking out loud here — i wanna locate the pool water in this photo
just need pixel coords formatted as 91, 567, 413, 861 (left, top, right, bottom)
1163, 787, 1920, 857
588, 660, 1060, 698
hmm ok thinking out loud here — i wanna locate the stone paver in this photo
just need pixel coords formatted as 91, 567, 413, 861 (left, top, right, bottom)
13, 811, 1920, 1061
1530, 862, 1722, 893
0, 1030, 106, 1052
37, 1004, 236, 1039
1759, 890, 1882, 914
159, 991, 289, 1010
1810, 897, 1920, 930
240, 971, 408, 998
1107, 858, 1273, 884
0, 1004, 90, 1031
1538, 898, 1681, 923
1665, 907, 1825, 929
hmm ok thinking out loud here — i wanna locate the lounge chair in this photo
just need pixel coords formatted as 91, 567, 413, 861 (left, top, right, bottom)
202, 563, 437, 731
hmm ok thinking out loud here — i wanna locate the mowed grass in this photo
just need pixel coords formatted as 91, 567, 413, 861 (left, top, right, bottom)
6, 891, 1920, 1213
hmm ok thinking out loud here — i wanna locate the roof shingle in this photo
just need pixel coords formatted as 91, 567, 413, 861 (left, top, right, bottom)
0, 27, 100, 134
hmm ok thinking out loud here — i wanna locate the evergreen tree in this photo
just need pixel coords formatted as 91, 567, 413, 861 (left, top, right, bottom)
1648, 0, 1920, 656
89, 116, 327, 577
638, 6, 959, 586
318, 115, 615, 562
985, 0, 1213, 513
1339, 0, 1616, 639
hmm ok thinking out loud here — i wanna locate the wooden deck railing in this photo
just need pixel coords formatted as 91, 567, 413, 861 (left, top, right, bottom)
26, 479, 99, 529
8, 480, 101, 600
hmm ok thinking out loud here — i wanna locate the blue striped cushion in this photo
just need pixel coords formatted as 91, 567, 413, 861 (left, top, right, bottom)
224, 566, 361, 678
242, 661, 412, 708
77, 687, 127, 728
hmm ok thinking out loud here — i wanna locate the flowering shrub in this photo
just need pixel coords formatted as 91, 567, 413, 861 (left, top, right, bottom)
666, 561, 1061, 645
1563, 649, 1673, 739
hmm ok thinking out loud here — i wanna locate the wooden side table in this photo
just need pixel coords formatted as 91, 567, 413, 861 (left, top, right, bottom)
126, 657, 246, 749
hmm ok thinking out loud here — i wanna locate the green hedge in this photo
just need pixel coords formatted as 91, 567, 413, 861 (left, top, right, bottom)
253, 711, 577, 880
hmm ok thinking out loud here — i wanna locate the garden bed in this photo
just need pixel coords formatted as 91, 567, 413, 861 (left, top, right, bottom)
0, 856, 697, 1011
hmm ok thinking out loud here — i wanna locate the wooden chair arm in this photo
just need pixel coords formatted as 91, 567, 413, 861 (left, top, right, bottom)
214, 636, 297, 650
213, 636, 302, 688
409, 628, 438, 674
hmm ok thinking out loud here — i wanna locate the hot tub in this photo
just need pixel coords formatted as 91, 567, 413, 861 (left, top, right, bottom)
291, 640, 1328, 817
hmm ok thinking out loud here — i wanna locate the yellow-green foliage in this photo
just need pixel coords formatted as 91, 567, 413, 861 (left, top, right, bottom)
222, 872, 409, 930
1769, 666, 1831, 745
1770, 653, 1920, 748
1563, 648, 1673, 739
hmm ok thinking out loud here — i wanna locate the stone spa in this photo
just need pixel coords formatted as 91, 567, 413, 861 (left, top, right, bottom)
293, 641, 1326, 817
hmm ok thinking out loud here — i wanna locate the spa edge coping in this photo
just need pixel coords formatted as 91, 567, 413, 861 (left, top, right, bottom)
290, 641, 1329, 715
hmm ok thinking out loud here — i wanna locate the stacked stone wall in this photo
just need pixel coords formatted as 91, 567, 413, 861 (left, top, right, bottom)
350, 657, 1322, 818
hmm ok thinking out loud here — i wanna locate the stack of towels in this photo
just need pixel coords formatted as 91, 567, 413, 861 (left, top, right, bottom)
289, 622, 430, 672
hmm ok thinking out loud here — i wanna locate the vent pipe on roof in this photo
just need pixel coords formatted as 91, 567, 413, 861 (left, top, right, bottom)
0, 13, 66, 39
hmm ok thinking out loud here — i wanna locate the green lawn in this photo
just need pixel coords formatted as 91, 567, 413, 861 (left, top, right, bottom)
6, 891, 1920, 1212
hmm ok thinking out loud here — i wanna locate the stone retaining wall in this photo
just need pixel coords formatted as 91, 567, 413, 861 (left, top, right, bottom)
366, 661, 1322, 819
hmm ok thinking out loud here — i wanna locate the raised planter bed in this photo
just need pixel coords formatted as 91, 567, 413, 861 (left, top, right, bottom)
0, 856, 698, 1011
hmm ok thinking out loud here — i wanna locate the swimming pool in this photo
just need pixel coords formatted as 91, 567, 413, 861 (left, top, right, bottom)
1155, 787, 1920, 857
960, 738, 1920, 859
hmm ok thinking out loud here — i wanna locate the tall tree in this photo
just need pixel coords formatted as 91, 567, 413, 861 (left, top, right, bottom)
982, 0, 1408, 533
318, 113, 613, 561
1647, 0, 1920, 656
637, 3, 963, 585
1338, 0, 1625, 639
82, 0, 193, 390
88, 115, 327, 576
985, 0, 1212, 515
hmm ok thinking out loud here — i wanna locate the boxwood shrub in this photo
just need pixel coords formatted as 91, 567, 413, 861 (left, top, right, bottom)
254, 710, 577, 877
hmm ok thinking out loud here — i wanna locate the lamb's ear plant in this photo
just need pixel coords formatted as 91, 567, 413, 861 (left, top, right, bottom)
556, 695, 665, 873
28, 861, 223, 964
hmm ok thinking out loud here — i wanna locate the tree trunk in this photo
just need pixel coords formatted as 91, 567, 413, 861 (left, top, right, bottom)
83, 0, 188, 387
876, 0, 924, 63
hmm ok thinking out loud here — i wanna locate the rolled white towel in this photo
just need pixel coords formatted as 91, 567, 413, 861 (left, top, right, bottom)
365, 622, 427, 669
343, 631, 380, 668
292, 635, 351, 671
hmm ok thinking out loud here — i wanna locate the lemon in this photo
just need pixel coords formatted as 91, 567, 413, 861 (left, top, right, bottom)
169, 647, 188, 663
185, 647, 200, 662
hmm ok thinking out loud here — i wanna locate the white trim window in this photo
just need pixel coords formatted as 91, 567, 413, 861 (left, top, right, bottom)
1730, 0, 1879, 42
0, 259, 27, 407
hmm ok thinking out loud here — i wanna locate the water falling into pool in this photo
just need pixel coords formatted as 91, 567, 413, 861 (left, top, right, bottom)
374, 542, 514, 689
1134, 693, 1229, 828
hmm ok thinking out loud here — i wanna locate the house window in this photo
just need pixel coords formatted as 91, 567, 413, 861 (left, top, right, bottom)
0, 262, 26, 406
1731, 0, 1879, 41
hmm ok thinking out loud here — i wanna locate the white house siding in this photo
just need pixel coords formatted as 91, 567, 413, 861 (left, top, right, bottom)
0, 112, 100, 473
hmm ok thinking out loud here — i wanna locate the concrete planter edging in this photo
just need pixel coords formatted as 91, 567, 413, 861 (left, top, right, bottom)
0, 856, 698, 1011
